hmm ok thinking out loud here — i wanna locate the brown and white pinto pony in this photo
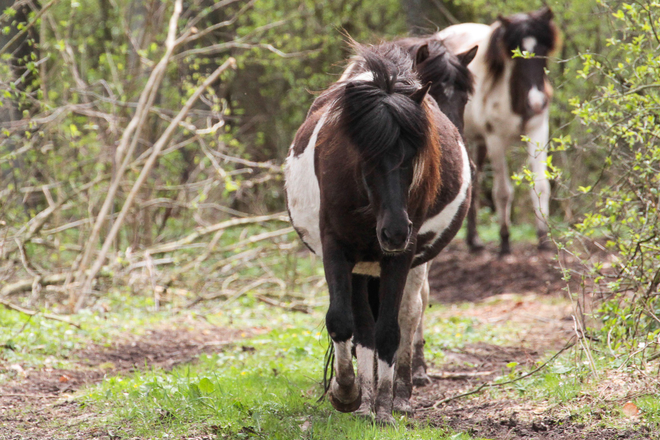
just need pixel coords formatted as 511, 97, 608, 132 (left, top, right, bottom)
437, 7, 559, 254
285, 42, 472, 423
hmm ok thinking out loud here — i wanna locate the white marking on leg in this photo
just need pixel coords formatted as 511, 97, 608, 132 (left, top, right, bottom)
419, 141, 471, 238
394, 264, 426, 410
284, 110, 329, 255
333, 340, 355, 386
356, 345, 375, 414
522, 36, 537, 53
525, 112, 550, 234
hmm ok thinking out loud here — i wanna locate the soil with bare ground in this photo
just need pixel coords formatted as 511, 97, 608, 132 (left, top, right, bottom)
1, 242, 653, 440
413, 242, 655, 440
0, 325, 247, 439
428, 241, 580, 303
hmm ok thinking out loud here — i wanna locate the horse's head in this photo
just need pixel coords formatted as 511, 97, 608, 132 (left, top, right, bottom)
412, 40, 477, 134
339, 45, 439, 254
488, 6, 558, 121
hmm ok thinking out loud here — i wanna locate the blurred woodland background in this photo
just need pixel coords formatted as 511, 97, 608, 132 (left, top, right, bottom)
0, 0, 659, 357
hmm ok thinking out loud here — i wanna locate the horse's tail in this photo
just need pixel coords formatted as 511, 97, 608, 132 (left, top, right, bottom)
339, 44, 431, 163
318, 334, 335, 402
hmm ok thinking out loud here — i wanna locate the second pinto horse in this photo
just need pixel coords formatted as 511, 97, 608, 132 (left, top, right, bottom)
285, 41, 473, 423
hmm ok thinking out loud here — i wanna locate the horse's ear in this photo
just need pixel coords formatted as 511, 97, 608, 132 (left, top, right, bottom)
415, 44, 430, 67
497, 14, 511, 27
410, 82, 432, 104
457, 45, 478, 67
535, 6, 554, 22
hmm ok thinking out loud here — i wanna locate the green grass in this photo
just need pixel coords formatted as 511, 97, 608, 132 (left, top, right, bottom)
82, 317, 479, 439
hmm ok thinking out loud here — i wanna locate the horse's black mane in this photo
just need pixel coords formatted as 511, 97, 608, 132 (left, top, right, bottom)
401, 38, 474, 98
485, 9, 558, 82
337, 43, 429, 165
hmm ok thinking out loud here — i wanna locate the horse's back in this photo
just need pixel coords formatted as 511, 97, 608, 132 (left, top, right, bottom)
436, 23, 491, 55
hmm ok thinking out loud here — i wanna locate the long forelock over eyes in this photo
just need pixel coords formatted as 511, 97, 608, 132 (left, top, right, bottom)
337, 44, 428, 165
420, 40, 474, 98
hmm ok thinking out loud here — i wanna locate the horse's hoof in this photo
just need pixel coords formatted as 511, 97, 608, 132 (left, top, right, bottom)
412, 371, 432, 387
393, 397, 414, 416
353, 402, 373, 419
467, 239, 485, 253
328, 379, 362, 413
375, 412, 396, 426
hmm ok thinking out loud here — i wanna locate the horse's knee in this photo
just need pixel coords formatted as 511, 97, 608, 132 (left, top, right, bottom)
326, 307, 354, 342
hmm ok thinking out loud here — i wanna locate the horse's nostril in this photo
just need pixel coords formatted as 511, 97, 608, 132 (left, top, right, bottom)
381, 228, 390, 242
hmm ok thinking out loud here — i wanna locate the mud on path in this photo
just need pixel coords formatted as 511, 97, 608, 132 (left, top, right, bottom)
0, 324, 248, 438
414, 242, 654, 440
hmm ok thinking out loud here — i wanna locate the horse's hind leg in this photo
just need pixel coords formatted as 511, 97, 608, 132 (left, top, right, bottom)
412, 264, 431, 387
352, 274, 376, 417
393, 263, 428, 416
323, 239, 361, 413
467, 142, 487, 252
486, 135, 514, 255
373, 254, 413, 424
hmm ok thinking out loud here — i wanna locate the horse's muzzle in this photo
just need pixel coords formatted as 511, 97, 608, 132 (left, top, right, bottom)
378, 221, 413, 253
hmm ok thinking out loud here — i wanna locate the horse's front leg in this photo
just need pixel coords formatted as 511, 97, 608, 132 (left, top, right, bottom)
525, 113, 551, 250
486, 134, 514, 255
466, 142, 487, 252
323, 238, 361, 413
374, 253, 413, 424
351, 274, 376, 417
393, 262, 428, 415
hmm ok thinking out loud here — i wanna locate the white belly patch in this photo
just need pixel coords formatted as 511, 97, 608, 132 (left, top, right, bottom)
284, 111, 328, 256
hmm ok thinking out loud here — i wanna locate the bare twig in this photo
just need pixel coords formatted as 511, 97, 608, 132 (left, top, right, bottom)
73, 0, 185, 289
427, 339, 576, 410
146, 213, 288, 255
0, 0, 59, 57
0, 298, 80, 329
75, 56, 238, 311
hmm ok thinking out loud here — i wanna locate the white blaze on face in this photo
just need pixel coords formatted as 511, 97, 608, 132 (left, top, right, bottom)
522, 36, 537, 53
528, 85, 547, 114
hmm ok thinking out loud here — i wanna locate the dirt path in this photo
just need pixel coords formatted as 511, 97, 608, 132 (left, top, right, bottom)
413, 242, 653, 440
1, 242, 653, 439
0, 324, 246, 439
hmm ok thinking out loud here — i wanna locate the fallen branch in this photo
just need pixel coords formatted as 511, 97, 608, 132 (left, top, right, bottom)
428, 339, 576, 410
0, 298, 81, 329
0, 273, 69, 297
427, 370, 495, 380
146, 213, 288, 255
254, 294, 310, 314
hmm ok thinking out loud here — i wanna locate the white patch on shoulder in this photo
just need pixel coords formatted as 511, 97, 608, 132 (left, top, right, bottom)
528, 85, 546, 114
353, 262, 381, 277
419, 141, 471, 239
284, 110, 329, 255
522, 36, 537, 53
